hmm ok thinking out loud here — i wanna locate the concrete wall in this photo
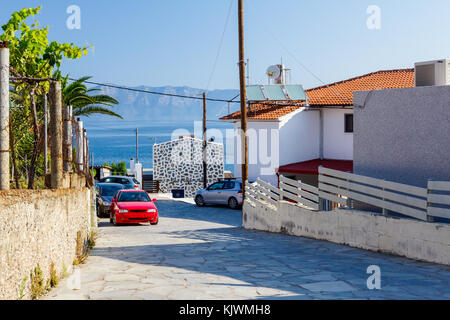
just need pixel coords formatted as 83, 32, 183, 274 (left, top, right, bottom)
0, 188, 92, 300
323, 108, 353, 160
354, 86, 450, 188
243, 200, 450, 265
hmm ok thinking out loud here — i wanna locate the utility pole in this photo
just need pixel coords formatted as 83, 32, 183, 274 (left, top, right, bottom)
203, 92, 207, 188
238, 0, 248, 199
0, 41, 9, 190
135, 128, 139, 163
44, 94, 48, 174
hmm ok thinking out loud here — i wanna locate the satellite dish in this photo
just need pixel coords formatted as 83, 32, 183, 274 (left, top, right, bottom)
266, 65, 281, 79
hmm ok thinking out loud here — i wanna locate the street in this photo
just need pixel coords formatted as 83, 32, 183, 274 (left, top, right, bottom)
44, 200, 450, 300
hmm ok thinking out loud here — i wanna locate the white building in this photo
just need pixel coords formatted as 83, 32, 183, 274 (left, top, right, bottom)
153, 136, 224, 197
221, 68, 415, 186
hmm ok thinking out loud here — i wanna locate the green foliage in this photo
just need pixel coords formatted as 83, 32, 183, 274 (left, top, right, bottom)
30, 265, 45, 299
49, 262, 58, 288
1, 7, 89, 189
103, 161, 127, 175
1, 6, 88, 80
61, 76, 122, 119
88, 230, 97, 250
18, 276, 28, 300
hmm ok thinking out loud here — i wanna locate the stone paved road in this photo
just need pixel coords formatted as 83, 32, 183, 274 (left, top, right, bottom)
44, 200, 450, 300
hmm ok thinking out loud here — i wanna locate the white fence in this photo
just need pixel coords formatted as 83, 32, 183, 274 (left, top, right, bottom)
246, 176, 319, 210
245, 167, 450, 222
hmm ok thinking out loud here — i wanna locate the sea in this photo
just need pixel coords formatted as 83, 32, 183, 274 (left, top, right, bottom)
86, 121, 235, 173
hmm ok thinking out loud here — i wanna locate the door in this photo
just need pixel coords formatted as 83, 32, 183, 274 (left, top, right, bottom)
203, 182, 225, 203
219, 181, 236, 204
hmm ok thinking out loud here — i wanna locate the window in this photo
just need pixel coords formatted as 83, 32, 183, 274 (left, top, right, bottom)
223, 182, 235, 190
100, 185, 124, 197
118, 192, 150, 202
208, 182, 225, 190
344, 114, 353, 133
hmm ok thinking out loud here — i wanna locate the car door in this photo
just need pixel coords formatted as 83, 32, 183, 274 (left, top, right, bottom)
203, 182, 225, 203
219, 181, 236, 204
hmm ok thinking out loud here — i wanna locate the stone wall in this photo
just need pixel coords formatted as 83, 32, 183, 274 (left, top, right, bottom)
153, 137, 224, 197
0, 187, 92, 300
243, 199, 450, 265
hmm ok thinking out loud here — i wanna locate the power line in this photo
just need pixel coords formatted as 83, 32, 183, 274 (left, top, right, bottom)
246, 1, 353, 105
68, 78, 241, 104
205, 0, 234, 93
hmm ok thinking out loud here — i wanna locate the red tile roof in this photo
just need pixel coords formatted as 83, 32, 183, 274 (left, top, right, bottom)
305, 68, 414, 107
277, 159, 353, 175
220, 68, 415, 121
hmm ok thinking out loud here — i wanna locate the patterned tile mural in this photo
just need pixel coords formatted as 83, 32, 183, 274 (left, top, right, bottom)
153, 137, 224, 197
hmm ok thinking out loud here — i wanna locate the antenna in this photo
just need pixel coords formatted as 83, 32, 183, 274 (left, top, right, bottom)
266, 65, 281, 84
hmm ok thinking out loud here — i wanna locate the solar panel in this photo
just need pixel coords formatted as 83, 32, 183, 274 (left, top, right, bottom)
245, 84, 306, 101
263, 85, 287, 100
284, 85, 307, 100
246, 85, 266, 101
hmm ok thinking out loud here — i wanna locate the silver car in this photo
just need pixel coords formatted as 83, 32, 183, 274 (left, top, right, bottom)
194, 180, 243, 209
98, 175, 142, 189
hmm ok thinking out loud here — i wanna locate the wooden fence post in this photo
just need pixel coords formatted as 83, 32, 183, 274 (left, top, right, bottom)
279, 175, 284, 201
75, 119, 84, 173
0, 42, 9, 190
49, 81, 63, 189
63, 105, 73, 172
426, 179, 434, 222
83, 129, 88, 176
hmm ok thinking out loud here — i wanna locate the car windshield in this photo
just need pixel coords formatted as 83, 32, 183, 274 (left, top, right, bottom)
118, 192, 150, 202
100, 185, 123, 196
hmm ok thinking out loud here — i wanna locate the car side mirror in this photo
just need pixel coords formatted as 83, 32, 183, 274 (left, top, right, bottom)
152, 199, 157, 202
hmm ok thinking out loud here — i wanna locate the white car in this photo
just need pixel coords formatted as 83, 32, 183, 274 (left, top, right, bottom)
194, 179, 243, 209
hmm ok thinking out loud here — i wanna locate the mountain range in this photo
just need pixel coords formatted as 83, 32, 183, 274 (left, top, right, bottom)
82, 85, 240, 125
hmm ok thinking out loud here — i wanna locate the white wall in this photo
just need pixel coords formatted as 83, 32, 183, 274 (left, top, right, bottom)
279, 108, 320, 166
323, 108, 353, 160
232, 108, 321, 186
234, 121, 280, 186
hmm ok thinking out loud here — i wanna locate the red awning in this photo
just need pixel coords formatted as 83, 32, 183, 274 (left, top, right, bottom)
277, 159, 353, 175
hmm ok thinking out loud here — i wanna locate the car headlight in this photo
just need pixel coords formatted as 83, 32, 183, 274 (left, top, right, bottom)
118, 209, 128, 213
147, 209, 156, 213
104, 201, 111, 206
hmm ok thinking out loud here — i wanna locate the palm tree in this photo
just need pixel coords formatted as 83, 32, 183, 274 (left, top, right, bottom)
61, 76, 122, 119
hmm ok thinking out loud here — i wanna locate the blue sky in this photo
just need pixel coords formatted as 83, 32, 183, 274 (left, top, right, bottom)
1, 0, 450, 91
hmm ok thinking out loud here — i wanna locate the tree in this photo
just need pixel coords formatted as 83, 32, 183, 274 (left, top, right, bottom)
1, 7, 88, 188
104, 161, 127, 176
61, 75, 122, 119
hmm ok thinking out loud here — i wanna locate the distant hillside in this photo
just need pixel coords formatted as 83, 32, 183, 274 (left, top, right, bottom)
81, 85, 239, 125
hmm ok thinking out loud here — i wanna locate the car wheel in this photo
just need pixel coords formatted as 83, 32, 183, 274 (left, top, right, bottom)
150, 218, 159, 225
195, 195, 205, 207
228, 197, 239, 210
96, 205, 101, 218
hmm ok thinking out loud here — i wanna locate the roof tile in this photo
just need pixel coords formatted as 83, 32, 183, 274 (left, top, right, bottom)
220, 68, 414, 120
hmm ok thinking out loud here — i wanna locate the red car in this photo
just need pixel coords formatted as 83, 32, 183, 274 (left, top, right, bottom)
109, 190, 159, 226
